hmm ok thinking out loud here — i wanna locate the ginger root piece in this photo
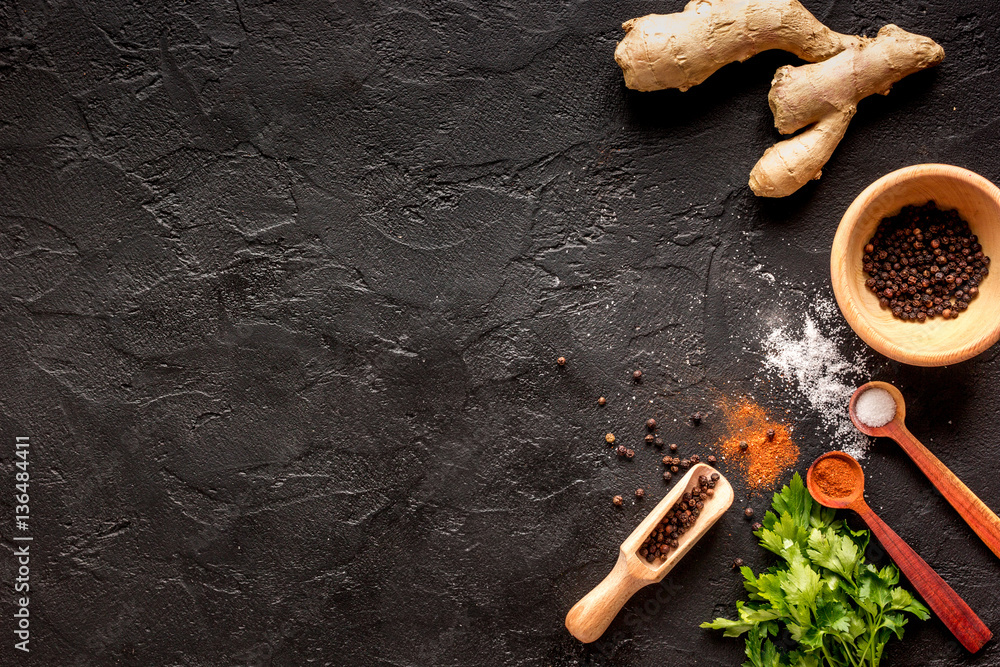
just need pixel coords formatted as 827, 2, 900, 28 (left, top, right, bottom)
751, 25, 944, 197
615, 1, 944, 197
749, 109, 854, 197
615, 0, 859, 92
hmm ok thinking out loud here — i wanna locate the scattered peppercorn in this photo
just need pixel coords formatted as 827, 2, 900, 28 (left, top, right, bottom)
643, 434, 653, 445
707, 455, 717, 464
613, 495, 623, 507
617, 444, 627, 457
690, 454, 700, 463
739, 440, 748, 451
635, 488, 645, 499
598, 396, 606, 406
663, 471, 672, 482
669, 443, 678, 452
654, 437, 664, 448
680, 459, 691, 469
670, 465, 679, 473
632, 370, 643, 382
863, 202, 989, 322
557, 356, 566, 366
690, 411, 703, 424
626, 448, 635, 459
710, 472, 720, 481
744, 507, 754, 519
646, 418, 658, 431
766, 428, 775, 441
605, 433, 616, 445
662, 456, 672, 465
733, 558, 744, 569
751, 522, 763, 532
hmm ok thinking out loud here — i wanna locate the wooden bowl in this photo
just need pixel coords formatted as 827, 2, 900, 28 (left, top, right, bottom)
831, 164, 1000, 366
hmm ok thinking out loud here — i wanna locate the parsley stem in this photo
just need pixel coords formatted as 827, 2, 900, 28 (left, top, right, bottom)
835, 636, 861, 667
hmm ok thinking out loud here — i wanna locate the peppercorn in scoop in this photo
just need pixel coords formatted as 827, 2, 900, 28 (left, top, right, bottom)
638, 472, 719, 564
863, 201, 990, 321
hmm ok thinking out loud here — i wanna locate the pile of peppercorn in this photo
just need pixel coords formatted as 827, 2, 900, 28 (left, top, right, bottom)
639, 472, 719, 564
863, 201, 989, 321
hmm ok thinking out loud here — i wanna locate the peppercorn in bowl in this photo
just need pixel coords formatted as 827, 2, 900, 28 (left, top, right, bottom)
832, 164, 1000, 366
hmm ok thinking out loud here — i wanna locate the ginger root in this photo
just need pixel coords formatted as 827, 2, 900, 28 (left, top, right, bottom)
615, 0, 859, 92
615, 0, 944, 197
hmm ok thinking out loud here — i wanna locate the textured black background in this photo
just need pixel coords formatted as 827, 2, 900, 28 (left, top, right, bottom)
2, 1, 1000, 665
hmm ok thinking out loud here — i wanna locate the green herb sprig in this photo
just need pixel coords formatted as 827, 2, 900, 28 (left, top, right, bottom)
701, 473, 929, 667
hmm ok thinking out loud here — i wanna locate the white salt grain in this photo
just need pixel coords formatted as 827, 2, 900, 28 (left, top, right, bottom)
854, 388, 896, 428
761, 303, 869, 458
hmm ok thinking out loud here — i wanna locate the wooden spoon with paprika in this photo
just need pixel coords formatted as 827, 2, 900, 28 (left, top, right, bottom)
807, 451, 991, 653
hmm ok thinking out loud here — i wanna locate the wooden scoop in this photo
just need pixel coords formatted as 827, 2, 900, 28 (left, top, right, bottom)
850, 381, 1000, 560
565, 463, 734, 643
807, 452, 991, 653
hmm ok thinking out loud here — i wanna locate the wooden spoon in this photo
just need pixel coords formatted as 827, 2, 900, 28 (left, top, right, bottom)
849, 381, 1000, 560
565, 463, 734, 643
807, 452, 991, 653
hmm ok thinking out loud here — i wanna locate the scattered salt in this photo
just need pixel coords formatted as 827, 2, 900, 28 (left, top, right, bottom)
854, 388, 896, 428
761, 301, 869, 458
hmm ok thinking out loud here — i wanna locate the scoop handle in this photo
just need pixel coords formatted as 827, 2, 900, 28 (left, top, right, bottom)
884, 421, 1000, 560
854, 502, 992, 653
565, 553, 648, 643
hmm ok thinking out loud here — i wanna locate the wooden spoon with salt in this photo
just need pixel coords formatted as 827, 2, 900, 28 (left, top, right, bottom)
849, 381, 1000, 560
807, 452, 991, 653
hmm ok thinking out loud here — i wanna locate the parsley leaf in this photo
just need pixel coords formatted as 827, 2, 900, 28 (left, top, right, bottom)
701, 473, 929, 667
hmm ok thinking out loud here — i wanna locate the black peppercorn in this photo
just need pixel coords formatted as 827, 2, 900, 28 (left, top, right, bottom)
744, 507, 754, 519
654, 437, 664, 448
632, 370, 643, 381
707, 455, 717, 464
557, 356, 566, 366
663, 471, 672, 482
751, 522, 763, 532
669, 443, 678, 452
863, 202, 988, 322
598, 396, 606, 406
646, 418, 657, 431
670, 465, 679, 473
739, 440, 748, 451
645, 434, 655, 445
733, 558, 744, 569
690, 411, 703, 424
635, 488, 645, 499
617, 444, 627, 456
613, 495, 623, 507
626, 448, 635, 459
766, 429, 775, 441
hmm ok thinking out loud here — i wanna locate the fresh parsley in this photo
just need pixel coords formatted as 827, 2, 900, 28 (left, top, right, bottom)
701, 473, 929, 667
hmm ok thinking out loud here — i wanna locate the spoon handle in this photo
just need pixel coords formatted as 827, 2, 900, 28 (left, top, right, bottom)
565, 552, 649, 643
884, 421, 1000, 560
854, 503, 992, 653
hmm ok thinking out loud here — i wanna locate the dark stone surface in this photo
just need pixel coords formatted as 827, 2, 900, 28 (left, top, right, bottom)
1, 1, 999, 664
